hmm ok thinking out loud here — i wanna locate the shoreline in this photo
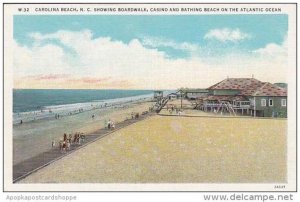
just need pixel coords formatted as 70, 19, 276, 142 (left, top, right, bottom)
13, 110, 156, 183
13, 95, 153, 125
13, 99, 154, 165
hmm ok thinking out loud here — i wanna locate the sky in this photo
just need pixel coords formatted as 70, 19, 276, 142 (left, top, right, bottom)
13, 15, 288, 89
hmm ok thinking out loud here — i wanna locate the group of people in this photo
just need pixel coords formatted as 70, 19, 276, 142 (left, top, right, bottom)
52, 132, 86, 153
148, 106, 154, 112
106, 119, 115, 130
131, 112, 140, 119
54, 114, 60, 119
167, 105, 183, 115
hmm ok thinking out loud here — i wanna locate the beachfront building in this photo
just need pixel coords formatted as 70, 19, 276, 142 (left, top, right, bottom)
183, 89, 209, 100
249, 82, 287, 117
153, 91, 163, 101
197, 78, 287, 117
168, 93, 179, 100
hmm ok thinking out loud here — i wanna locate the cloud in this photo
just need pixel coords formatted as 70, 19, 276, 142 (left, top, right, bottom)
78, 77, 111, 84
29, 29, 93, 45
253, 37, 287, 57
13, 41, 71, 78
14, 29, 287, 89
15, 74, 134, 89
204, 28, 251, 43
141, 36, 199, 52
24, 74, 71, 80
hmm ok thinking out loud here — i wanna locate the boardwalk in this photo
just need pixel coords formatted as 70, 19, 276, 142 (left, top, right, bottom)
13, 112, 155, 183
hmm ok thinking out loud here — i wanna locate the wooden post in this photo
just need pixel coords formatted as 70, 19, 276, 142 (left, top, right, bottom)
254, 97, 256, 117
180, 91, 183, 109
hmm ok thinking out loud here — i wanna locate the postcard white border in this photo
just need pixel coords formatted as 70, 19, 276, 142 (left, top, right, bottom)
3, 3, 297, 192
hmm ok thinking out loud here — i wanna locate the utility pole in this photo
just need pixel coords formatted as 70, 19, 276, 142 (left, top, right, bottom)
180, 90, 183, 109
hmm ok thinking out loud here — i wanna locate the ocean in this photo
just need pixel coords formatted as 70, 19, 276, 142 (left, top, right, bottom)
13, 89, 164, 165
13, 89, 155, 124
13, 89, 154, 113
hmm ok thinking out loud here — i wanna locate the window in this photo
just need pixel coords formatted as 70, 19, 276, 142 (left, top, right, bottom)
261, 99, 266, 107
281, 99, 287, 107
269, 99, 273, 107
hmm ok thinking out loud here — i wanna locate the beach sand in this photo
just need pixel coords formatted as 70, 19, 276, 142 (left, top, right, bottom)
13, 100, 153, 165
20, 113, 287, 183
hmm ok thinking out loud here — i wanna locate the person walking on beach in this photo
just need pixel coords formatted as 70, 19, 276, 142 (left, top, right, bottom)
78, 134, 82, 145
63, 133, 67, 142
68, 134, 72, 143
66, 140, 71, 150
73, 133, 77, 144
107, 119, 111, 129
51, 140, 55, 148
178, 110, 182, 116
111, 121, 115, 130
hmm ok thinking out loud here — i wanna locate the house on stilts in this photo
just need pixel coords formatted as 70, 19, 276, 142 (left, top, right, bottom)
195, 78, 287, 118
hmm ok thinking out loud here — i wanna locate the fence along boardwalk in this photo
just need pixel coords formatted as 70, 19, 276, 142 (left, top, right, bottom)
13, 112, 155, 183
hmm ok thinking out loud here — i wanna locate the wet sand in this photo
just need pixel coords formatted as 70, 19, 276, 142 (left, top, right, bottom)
13, 100, 153, 165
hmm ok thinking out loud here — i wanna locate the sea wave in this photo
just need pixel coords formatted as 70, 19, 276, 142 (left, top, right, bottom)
13, 93, 153, 124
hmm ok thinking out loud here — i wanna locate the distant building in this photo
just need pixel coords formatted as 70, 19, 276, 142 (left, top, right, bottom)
202, 78, 287, 118
168, 93, 178, 100
153, 91, 163, 101
274, 83, 288, 89
183, 89, 209, 100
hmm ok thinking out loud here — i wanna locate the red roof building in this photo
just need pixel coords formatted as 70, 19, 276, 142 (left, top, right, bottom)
252, 82, 287, 97
207, 78, 265, 96
201, 77, 287, 117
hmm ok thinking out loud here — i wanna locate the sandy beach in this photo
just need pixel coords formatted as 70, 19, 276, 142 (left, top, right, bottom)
20, 111, 287, 183
13, 100, 153, 165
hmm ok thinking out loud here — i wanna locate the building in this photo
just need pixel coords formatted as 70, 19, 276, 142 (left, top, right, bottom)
153, 91, 163, 101
183, 89, 209, 100
249, 82, 287, 117
274, 82, 288, 89
168, 93, 179, 100
200, 78, 287, 117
